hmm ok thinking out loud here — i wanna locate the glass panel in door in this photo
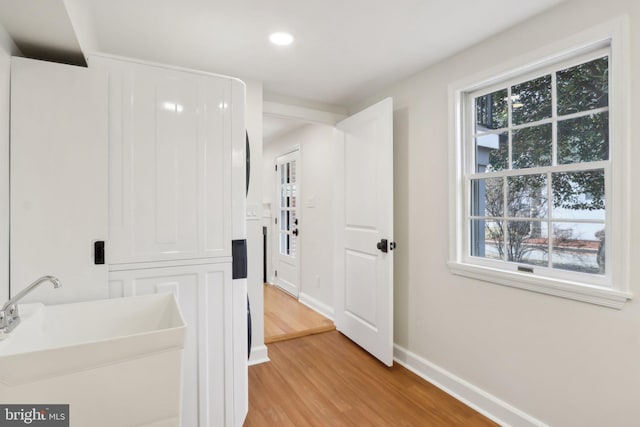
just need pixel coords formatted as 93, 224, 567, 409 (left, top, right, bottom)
279, 159, 297, 257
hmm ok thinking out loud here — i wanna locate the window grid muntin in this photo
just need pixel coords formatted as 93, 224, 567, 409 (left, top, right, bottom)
466, 48, 610, 283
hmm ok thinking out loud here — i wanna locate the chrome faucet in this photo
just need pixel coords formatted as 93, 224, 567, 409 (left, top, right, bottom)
0, 275, 61, 333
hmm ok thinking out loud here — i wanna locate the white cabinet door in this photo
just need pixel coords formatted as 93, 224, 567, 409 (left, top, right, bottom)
10, 57, 109, 304
109, 263, 246, 427
90, 56, 235, 264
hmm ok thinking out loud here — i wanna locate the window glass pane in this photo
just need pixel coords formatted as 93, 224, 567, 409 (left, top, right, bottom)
506, 220, 548, 266
475, 132, 508, 172
558, 112, 609, 164
470, 219, 503, 260
279, 231, 288, 255
475, 89, 508, 130
471, 177, 503, 217
552, 169, 605, 220
507, 174, 548, 218
290, 160, 297, 183
557, 56, 608, 115
290, 232, 297, 257
290, 210, 297, 228
551, 223, 604, 274
512, 124, 552, 169
511, 75, 552, 125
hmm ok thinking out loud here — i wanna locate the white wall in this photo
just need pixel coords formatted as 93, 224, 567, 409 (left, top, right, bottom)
263, 123, 335, 313
352, 0, 640, 425
0, 25, 20, 302
243, 79, 268, 364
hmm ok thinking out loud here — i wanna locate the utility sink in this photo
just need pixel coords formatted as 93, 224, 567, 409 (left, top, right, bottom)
0, 293, 186, 427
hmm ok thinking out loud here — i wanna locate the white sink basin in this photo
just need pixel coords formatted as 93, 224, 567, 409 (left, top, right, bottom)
0, 293, 186, 426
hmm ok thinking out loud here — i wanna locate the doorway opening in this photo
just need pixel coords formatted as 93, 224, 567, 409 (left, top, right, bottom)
262, 111, 337, 344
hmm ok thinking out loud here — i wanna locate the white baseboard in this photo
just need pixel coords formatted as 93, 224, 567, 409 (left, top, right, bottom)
393, 345, 548, 427
272, 280, 299, 299
298, 292, 334, 321
248, 345, 270, 366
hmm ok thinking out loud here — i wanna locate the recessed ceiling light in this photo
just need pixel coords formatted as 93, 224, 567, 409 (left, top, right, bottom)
270, 32, 294, 46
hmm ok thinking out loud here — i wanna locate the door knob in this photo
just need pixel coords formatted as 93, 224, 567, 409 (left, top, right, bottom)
376, 239, 388, 253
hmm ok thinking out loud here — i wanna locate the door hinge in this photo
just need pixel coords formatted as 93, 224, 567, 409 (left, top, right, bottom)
275, 270, 278, 277
275, 217, 277, 225
275, 164, 278, 171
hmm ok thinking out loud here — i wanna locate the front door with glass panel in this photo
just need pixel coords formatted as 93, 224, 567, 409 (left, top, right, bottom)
274, 149, 300, 297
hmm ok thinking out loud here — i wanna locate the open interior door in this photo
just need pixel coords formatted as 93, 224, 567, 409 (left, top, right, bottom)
335, 98, 394, 366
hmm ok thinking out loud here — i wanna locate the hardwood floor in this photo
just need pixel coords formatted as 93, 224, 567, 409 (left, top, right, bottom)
245, 331, 498, 427
264, 283, 335, 343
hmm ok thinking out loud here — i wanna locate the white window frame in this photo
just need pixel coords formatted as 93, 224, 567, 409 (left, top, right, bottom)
448, 18, 632, 309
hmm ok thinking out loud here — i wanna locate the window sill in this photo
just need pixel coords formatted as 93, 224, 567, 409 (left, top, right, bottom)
448, 261, 632, 309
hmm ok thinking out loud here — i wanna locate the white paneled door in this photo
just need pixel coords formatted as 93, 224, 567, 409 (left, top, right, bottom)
274, 149, 300, 297
10, 57, 109, 304
335, 98, 394, 366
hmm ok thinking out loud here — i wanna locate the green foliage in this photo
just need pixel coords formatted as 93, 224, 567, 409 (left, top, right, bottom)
558, 113, 609, 164
552, 170, 605, 211
512, 125, 552, 169
557, 57, 609, 115
512, 75, 552, 125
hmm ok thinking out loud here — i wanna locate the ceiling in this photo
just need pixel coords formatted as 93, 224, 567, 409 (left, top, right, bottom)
0, 0, 565, 108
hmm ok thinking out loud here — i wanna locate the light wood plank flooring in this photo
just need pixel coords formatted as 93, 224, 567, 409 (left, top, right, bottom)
264, 283, 335, 343
245, 331, 498, 426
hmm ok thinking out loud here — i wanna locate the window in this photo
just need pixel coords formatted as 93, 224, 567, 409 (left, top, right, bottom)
449, 22, 631, 308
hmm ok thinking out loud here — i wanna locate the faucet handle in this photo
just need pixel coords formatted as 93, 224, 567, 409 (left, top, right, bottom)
0, 304, 20, 333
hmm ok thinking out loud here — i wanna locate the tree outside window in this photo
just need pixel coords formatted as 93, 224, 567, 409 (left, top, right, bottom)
469, 55, 608, 275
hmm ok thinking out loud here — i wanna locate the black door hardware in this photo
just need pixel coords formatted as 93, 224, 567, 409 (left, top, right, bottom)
232, 239, 248, 279
94, 241, 105, 265
376, 239, 388, 253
